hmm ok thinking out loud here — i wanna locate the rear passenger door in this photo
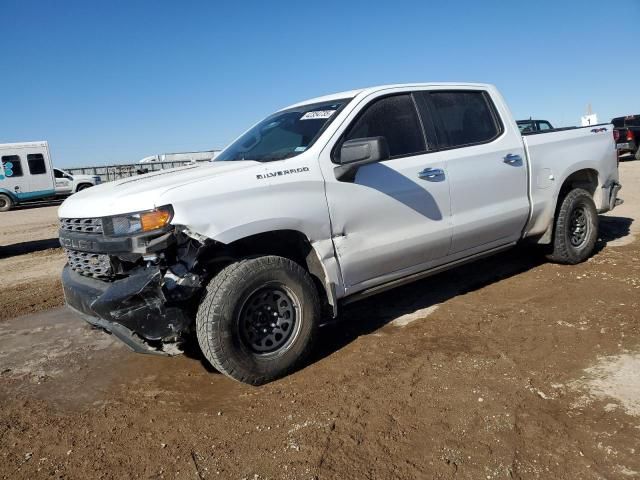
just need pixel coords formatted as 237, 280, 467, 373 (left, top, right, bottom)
417, 90, 529, 254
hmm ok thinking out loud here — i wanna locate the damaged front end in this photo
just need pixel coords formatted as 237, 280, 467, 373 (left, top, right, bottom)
59, 212, 212, 355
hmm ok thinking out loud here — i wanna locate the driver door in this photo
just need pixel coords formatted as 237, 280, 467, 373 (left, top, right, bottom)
321, 92, 452, 294
54, 169, 73, 194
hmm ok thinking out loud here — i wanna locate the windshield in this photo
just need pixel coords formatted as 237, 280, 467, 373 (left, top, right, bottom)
216, 98, 351, 162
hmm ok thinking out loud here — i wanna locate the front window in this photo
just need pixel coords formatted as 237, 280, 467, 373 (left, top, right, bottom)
343, 94, 426, 158
216, 99, 351, 162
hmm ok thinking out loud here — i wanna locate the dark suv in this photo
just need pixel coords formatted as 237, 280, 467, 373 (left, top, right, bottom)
612, 115, 640, 160
516, 119, 554, 133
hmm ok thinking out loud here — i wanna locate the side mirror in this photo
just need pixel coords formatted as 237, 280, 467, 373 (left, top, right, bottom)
334, 137, 390, 181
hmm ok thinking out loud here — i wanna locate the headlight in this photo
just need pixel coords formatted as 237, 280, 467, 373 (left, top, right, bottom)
107, 206, 173, 236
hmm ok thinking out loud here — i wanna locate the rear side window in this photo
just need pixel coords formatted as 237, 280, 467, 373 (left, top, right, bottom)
425, 91, 501, 148
628, 116, 640, 127
27, 154, 47, 174
517, 121, 535, 133
1, 155, 23, 177
344, 94, 426, 158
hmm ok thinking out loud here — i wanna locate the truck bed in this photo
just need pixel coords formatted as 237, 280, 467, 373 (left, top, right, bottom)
521, 124, 618, 239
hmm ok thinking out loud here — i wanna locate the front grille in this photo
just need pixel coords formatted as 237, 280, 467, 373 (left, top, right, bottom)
64, 249, 113, 279
60, 217, 103, 234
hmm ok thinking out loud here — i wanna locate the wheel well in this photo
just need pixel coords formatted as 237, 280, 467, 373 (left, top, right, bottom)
559, 168, 598, 198
223, 230, 334, 315
75, 183, 92, 190
537, 168, 599, 244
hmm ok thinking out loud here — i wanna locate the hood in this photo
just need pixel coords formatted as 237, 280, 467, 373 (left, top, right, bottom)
58, 161, 258, 218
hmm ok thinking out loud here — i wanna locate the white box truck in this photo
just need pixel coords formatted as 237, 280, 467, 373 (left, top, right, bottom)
0, 141, 56, 211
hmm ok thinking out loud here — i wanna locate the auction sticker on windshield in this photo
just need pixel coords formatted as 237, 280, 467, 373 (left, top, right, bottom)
300, 110, 335, 120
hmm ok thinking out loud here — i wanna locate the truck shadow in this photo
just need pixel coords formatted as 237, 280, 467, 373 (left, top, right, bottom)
596, 215, 633, 251
0, 238, 61, 258
310, 214, 635, 367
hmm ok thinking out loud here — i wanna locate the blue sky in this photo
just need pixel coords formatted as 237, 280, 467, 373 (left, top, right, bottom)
1, 0, 638, 167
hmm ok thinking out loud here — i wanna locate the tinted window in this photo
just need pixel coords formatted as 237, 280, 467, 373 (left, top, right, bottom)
345, 94, 426, 158
27, 154, 47, 174
427, 91, 500, 147
628, 116, 640, 127
1, 155, 23, 177
517, 121, 535, 133
54, 168, 64, 178
538, 121, 552, 131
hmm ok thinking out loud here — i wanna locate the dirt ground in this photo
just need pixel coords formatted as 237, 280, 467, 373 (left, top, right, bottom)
0, 164, 639, 479
0, 201, 66, 320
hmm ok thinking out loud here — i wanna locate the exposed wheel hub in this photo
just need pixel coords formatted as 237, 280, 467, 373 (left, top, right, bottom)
569, 206, 589, 247
239, 286, 297, 353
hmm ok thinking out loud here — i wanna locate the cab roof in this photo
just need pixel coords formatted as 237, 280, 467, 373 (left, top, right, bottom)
282, 82, 493, 110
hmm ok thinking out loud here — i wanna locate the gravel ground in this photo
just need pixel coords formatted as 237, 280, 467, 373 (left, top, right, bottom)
0, 162, 638, 479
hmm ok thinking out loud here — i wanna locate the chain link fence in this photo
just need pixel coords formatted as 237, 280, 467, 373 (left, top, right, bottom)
64, 161, 197, 182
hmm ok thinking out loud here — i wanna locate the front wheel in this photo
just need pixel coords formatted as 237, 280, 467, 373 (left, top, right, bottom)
196, 256, 320, 385
76, 183, 92, 192
546, 188, 598, 264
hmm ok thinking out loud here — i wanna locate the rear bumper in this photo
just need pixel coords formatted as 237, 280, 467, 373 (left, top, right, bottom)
62, 265, 190, 353
616, 141, 637, 155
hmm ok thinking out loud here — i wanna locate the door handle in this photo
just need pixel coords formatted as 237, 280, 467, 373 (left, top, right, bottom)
503, 153, 522, 165
418, 168, 444, 180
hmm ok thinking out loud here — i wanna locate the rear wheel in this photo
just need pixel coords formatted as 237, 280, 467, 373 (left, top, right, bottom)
196, 255, 320, 385
0, 194, 13, 212
546, 188, 598, 264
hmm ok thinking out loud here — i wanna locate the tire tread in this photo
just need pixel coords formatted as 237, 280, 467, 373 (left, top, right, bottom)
196, 256, 319, 385
546, 188, 598, 264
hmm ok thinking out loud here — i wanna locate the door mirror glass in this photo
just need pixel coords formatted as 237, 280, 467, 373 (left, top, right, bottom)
335, 137, 389, 181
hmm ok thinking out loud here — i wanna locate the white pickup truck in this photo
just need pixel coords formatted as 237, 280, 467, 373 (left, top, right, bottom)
54, 168, 101, 195
58, 83, 622, 384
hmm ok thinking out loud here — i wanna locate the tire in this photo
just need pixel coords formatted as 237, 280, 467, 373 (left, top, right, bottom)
635, 146, 640, 161
0, 193, 13, 212
546, 188, 598, 264
196, 255, 320, 385
76, 183, 92, 191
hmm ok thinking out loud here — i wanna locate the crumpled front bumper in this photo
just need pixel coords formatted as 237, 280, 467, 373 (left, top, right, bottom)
62, 265, 190, 355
